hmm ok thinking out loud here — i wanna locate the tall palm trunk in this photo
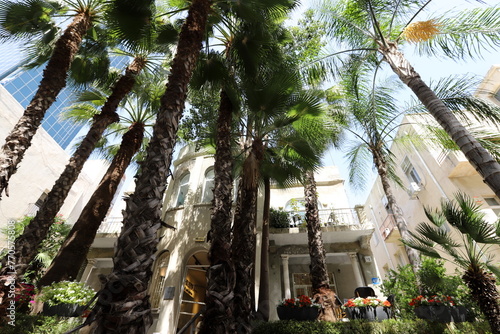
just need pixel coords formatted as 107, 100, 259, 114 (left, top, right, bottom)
463, 268, 500, 334
231, 138, 264, 334
256, 177, 271, 321
0, 57, 146, 277
372, 148, 420, 269
87, 1, 211, 332
200, 90, 236, 334
0, 12, 92, 198
38, 122, 145, 287
304, 170, 337, 321
380, 43, 500, 198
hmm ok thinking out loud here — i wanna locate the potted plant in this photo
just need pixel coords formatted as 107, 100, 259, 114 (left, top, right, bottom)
343, 296, 392, 321
276, 295, 320, 321
409, 294, 467, 322
38, 281, 96, 317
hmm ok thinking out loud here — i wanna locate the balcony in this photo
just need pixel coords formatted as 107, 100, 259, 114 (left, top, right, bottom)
92, 217, 123, 248
379, 214, 401, 243
270, 207, 374, 246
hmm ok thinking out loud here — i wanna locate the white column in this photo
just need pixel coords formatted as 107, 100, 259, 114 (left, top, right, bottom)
80, 258, 97, 283
349, 252, 364, 287
281, 254, 291, 299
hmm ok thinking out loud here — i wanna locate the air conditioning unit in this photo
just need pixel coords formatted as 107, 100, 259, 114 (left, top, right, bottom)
408, 182, 421, 199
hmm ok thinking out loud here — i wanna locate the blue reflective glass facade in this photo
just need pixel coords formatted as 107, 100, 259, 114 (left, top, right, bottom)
0, 64, 82, 150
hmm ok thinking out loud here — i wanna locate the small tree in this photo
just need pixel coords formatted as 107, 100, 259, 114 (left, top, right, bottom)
404, 192, 500, 333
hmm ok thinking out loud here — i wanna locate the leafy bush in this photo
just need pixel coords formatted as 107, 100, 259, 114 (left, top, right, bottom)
270, 208, 290, 228
0, 313, 84, 334
251, 319, 492, 334
381, 257, 480, 320
37, 281, 96, 306
0, 215, 71, 283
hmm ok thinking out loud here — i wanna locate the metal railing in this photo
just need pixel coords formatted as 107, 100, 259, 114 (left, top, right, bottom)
96, 217, 123, 234
285, 208, 362, 228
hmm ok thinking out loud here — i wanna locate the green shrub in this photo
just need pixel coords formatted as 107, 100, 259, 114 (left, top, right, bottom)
270, 208, 290, 228
0, 313, 84, 334
38, 281, 96, 306
251, 319, 492, 334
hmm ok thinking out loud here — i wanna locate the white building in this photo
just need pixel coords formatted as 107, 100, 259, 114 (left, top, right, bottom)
366, 65, 500, 278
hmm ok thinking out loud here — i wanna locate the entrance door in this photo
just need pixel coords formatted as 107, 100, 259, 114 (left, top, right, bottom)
178, 251, 209, 333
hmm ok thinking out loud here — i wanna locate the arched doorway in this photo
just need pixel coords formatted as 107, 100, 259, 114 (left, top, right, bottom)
178, 250, 208, 332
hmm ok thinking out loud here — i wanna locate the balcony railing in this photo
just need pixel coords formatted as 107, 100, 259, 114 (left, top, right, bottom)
285, 208, 362, 228
97, 217, 123, 234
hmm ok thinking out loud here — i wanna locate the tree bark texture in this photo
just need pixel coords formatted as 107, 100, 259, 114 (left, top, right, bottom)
231, 139, 264, 334
256, 177, 270, 321
304, 170, 329, 293
0, 12, 92, 198
38, 123, 144, 287
381, 42, 500, 199
372, 148, 420, 270
87, 1, 211, 332
200, 90, 236, 334
304, 170, 337, 321
0, 57, 145, 278
463, 269, 500, 334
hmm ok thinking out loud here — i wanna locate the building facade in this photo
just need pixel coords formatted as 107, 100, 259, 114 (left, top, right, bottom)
87, 144, 380, 334
366, 65, 500, 278
0, 85, 106, 247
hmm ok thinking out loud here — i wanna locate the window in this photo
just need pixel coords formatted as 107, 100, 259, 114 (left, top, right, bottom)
292, 272, 337, 298
484, 197, 500, 217
176, 173, 190, 207
202, 168, 215, 203
401, 157, 421, 185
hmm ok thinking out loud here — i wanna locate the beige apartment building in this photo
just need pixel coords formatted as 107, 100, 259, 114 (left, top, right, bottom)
366, 65, 500, 278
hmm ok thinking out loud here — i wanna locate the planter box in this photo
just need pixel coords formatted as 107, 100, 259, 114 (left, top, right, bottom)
414, 306, 467, 323
43, 303, 85, 317
345, 306, 392, 321
277, 306, 319, 321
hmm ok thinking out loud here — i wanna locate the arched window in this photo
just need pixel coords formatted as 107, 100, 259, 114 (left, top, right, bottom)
176, 173, 190, 207
202, 168, 215, 203
149, 251, 170, 309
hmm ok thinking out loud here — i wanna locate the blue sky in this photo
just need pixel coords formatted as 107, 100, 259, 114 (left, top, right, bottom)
288, 0, 500, 206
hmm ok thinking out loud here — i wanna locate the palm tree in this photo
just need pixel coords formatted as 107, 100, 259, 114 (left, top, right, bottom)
404, 192, 500, 334
38, 78, 160, 287
314, 0, 500, 198
231, 64, 324, 331
0, 56, 148, 278
0, 0, 105, 198
84, 0, 212, 332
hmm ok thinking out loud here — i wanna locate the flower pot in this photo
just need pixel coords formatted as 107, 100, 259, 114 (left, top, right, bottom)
450, 306, 468, 322
345, 306, 392, 321
414, 305, 452, 323
277, 306, 319, 321
43, 303, 85, 317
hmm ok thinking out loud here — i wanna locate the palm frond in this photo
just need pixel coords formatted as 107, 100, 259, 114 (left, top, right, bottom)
415, 6, 500, 60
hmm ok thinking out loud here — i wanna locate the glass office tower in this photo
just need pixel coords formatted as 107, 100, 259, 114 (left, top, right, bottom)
0, 41, 83, 150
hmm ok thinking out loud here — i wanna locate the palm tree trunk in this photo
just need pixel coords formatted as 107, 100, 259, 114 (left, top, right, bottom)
256, 177, 270, 321
38, 123, 144, 287
372, 148, 420, 270
463, 268, 500, 334
304, 170, 337, 321
0, 57, 146, 278
87, 1, 211, 332
200, 90, 236, 334
0, 12, 92, 198
231, 139, 264, 334
381, 42, 500, 198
